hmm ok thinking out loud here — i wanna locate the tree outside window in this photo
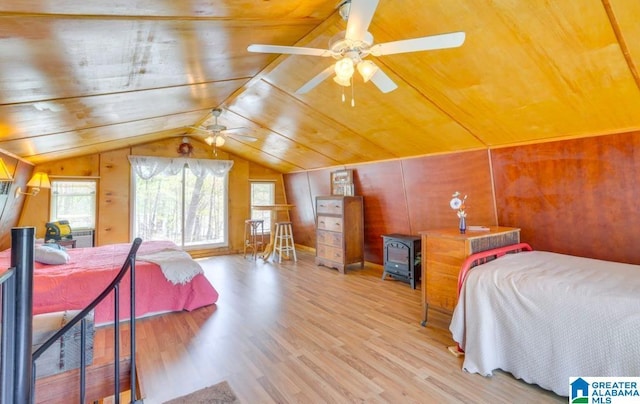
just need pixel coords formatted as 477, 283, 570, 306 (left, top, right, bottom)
130, 156, 232, 249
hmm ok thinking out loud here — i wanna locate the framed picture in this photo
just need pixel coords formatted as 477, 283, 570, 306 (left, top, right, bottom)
331, 169, 354, 196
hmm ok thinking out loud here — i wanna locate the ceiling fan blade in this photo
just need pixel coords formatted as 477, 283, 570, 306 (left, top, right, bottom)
295, 64, 336, 94
188, 126, 209, 133
247, 44, 331, 57
228, 133, 258, 142
369, 68, 398, 93
221, 127, 246, 133
345, 0, 379, 42
370, 31, 465, 56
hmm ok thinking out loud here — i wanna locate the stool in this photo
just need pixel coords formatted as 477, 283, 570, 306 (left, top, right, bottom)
243, 219, 264, 259
273, 221, 297, 263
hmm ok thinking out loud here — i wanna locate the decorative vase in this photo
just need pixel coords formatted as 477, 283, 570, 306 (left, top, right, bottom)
459, 216, 466, 234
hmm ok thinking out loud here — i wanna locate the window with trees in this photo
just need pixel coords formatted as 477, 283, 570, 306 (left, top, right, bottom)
129, 156, 233, 249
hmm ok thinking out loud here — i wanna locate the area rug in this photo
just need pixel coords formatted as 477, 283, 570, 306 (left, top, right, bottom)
164, 381, 240, 404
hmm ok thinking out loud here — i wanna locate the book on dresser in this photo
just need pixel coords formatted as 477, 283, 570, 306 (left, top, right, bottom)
315, 196, 364, 274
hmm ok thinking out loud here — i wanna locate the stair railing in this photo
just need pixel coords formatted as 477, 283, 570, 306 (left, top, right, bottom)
1, 227, 36, 404
31, 236, 143, 404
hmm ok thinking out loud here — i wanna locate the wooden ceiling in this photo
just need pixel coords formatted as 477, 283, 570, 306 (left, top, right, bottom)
1, 1, 640, 173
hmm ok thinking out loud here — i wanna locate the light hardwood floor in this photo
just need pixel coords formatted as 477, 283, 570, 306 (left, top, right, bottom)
94, 250, 564, 403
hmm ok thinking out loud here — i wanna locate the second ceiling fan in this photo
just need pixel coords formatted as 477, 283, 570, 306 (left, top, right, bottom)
190, 108, 257, 147
247, 0, 465, 95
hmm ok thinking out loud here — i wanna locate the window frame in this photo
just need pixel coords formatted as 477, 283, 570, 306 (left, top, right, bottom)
49, 178, 98, 230
130, 163, 230, 250
250, 181, 276, 233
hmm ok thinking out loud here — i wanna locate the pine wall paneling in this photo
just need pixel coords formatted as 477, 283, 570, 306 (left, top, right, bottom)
97, 149, 131, 245
16, 154, 99, 240
0, 154, 32, 250
11, 137, 285, 253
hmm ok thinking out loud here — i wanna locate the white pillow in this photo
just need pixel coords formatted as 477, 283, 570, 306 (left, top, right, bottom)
35, 245, 71, 265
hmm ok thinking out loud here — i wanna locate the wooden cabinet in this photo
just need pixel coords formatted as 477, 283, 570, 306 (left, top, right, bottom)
420, 226, 520, 325
315, 196, 364, 274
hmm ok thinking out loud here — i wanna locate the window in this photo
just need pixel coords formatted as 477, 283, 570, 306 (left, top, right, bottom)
250, 182, 275, 232
130, 156, 233, 249
50, 179, 97, 229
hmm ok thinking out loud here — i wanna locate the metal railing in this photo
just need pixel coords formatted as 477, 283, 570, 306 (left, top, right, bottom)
0, 227, 143, 404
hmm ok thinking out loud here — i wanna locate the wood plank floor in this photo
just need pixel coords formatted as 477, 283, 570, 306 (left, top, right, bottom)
93, 250, 565, 403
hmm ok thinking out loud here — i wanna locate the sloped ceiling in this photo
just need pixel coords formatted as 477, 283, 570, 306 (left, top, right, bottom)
1, 0, 639, 172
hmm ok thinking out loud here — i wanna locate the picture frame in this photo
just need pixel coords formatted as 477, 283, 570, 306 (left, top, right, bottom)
331, 169, 354, 196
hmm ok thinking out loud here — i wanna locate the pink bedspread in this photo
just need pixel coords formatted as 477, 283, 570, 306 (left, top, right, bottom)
0, 241, 218, 325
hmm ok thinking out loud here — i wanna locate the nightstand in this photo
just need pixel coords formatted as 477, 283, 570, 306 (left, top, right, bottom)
419, 226, 520, 325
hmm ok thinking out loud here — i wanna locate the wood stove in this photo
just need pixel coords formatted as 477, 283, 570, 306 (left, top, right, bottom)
381, 234, 421, 289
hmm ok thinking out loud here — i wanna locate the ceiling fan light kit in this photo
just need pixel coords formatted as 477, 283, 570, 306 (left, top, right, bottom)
357, 60, 378, 83
247, 0, 465, 101
191, 108, 257, 148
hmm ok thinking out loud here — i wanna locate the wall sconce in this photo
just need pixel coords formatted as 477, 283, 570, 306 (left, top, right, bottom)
15, 172, 51, 197
0, 158, 14, 182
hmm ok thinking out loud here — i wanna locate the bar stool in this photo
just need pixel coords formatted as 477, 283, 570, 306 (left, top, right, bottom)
243, 219, 264, 259
273, 221, 297, 263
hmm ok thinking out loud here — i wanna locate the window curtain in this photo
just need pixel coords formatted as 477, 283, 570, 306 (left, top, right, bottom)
128, 156, 233, 179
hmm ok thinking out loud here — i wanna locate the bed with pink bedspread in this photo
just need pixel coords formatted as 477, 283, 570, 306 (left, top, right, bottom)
0, 240, 218, 325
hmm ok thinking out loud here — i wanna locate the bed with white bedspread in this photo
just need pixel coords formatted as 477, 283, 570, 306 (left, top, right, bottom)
449, 245, 640, 396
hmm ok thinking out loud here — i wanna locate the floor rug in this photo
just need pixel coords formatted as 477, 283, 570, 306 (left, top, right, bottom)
163, 381, 240, 404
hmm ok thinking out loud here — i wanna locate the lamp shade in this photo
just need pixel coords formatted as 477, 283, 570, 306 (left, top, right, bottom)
0, 158, 13, 181
27, 172, 51, 189
357, 60, 378, 83
334, 57, 355, 81
215, 135, 226, 147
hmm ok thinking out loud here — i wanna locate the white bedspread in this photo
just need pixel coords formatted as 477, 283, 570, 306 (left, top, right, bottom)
450, 251, 640, 396
137, 248, 204, 285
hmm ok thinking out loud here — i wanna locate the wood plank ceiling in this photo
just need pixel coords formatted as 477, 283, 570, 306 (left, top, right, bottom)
1, 0, 639, 173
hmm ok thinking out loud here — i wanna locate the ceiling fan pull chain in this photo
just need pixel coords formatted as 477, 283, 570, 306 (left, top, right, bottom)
341, 86, 346, 103
351, 77, 355, 107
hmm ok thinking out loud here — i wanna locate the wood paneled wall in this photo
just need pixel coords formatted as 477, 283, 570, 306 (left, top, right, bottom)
492, 131, 640, 264
6, 131, 639, 265
0, 151, 33, 250
285, 150, 497, 265
12, 138, 285, 254
284, 134, 640, 266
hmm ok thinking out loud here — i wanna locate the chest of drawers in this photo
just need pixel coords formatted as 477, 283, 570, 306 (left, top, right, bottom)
315, 196, 364, 274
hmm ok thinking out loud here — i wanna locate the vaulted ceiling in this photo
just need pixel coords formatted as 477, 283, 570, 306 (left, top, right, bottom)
1, 1, 640, 173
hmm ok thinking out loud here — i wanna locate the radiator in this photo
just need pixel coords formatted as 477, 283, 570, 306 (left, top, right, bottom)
72, 229, 95, 248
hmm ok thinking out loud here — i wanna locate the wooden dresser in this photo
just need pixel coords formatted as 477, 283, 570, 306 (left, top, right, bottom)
315, 196, 364, 274
420, 226, 520, 325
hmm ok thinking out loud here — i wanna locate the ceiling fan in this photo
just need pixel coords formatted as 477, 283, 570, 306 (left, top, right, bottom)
190, 108, 257, 147
247, 0, 465, 97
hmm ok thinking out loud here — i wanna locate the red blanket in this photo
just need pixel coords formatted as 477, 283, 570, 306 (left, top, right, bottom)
1, 241, 218, 324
